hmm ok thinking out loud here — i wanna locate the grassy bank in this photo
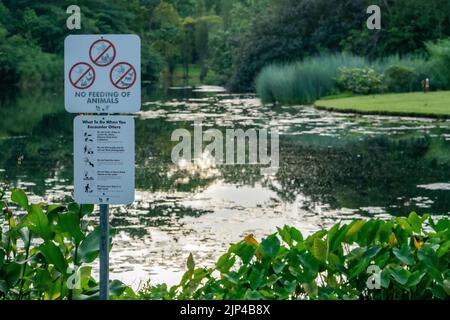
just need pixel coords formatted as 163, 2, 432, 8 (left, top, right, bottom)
315, 91, 450, 118
256, 40, 450, 106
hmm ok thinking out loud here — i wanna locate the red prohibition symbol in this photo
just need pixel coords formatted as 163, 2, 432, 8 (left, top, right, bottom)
69, 62, 95, 90
110, 62, 137, 90
89, 38, 116, 67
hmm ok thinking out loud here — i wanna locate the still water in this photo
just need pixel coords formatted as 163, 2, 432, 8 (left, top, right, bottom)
0, 87, 449, 288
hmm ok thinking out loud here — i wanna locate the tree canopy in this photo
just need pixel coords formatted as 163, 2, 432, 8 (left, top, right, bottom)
0, 0, 449, 91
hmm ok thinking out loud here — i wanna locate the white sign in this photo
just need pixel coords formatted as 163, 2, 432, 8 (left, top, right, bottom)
65, 34, 141, 113
74, 115, 135, 204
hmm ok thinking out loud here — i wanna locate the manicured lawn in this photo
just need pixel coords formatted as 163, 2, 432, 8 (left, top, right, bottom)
315, 91, 450, 117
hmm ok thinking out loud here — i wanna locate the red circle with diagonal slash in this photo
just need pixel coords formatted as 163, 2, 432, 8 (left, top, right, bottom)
69, 62, 95, 90
89, 38, 116, 67
110, 62, 137, 90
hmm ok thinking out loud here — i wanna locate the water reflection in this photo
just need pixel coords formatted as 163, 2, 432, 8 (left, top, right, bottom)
0, 87, 449, 287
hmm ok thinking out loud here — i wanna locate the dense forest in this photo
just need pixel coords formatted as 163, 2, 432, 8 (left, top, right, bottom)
0, 0, 450, 91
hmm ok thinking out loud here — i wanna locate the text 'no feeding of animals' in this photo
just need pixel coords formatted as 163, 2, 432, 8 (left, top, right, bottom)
65, 34, 141, 113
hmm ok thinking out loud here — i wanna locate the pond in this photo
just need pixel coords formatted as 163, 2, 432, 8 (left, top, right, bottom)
0, 86, 449, 288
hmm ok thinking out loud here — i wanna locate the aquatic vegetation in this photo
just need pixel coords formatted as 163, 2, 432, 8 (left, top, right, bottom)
140, 213, 449, 300
256, 53, 367, 105
255, 44, 450, 105
0, 189, 135, 300
1, 189, 448, 300
336, 67, 384, 95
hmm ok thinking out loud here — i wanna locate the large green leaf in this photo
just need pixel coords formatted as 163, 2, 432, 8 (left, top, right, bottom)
298, 252, 319, 277
380, 269, 390, 289
78, 226, 114, 263
245, 289, 264, 300
11, 189, 28, 209
216, 253, 235, 273
248, 267, 264, 290
20, 204, 53, 240
289, 227, 303, 243
261, 234, 280, 258
39, 241, 68, 274
57, 212, 84, 245
430, 218, 449, 233
33, 268, 53, 292
328, 224, 348, 252
235, 243, 255, 265
68, 203, 95, 218
437, 240, 450, 258
81, 204, 95, 216
313, 238, 327, 262
110, 279, 134, 298
0, 280, 7, 294
187, 253, 195, 271
277, 226, 292, 246
393, 244, 414, 265
5, 262, 21, 287
417, 246, 438, 269
0, 249, 5, 268
408, 212, 427, 233
396, 217, 413, 234
348, 245, 381, 279
387, 265, 411, 285
443, 279, 450, 296
358, 220, 380, 245
378, 221, 394, 243
78, 227, 101, 263
405, 270, 426, 287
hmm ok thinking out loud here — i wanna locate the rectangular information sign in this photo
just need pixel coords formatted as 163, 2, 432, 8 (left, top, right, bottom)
65, 34, 141, 113
74, 115, 135, 204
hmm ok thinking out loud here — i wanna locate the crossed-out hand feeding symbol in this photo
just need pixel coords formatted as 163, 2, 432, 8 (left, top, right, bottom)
68, 37, 137, 90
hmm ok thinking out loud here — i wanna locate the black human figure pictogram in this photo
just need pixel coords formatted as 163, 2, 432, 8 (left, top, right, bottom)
85, 183, 93, 193
84, 157, 94, 167
84, 132, 93, 142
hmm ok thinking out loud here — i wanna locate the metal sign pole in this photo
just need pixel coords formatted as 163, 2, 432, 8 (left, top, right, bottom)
99, 203, 109, 300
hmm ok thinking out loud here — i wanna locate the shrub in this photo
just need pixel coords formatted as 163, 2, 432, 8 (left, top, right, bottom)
2, 189, 448, 300
0, 189, 135, 300
0, 31, 63, 88
336, 67, 384, 95
140, 213, 449, 300
384, 65, 417, 93
425, 39, 450, 90
255, 53, 435, 105
256, 53, 367, 105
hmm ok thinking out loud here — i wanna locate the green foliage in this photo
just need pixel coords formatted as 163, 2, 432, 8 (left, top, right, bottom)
384, 66, 417, 93
1, 189, 449, 300
227, 0, 450, 92
228, 0, 369, 92
256, 54, 367, 105
336, 67, 384, 95
0, 189, 134, 300
1, 0, 450, 90
256, 38, 450, 105
139, 213, 449, 300
425, 39, 450, 89
0, 0, 161, 88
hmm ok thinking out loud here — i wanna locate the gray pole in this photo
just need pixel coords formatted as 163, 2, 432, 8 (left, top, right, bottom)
99, 203, 109, 300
